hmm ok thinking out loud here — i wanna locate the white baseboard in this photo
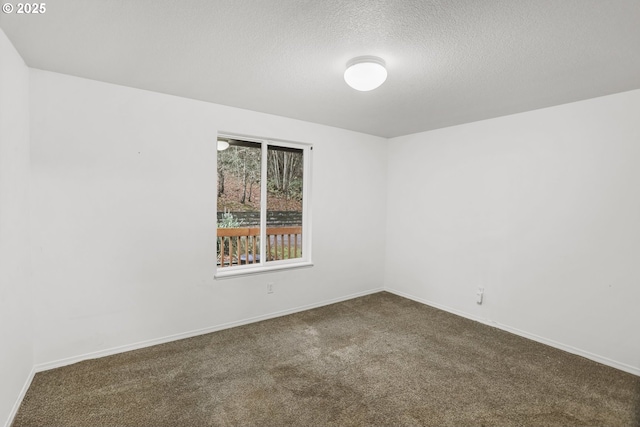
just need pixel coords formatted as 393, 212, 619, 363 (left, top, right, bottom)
4, 366, 36, 427
385, 288, 640, 377
35, 287, 384, 373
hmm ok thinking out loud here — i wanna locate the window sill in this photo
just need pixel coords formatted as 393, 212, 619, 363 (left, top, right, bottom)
214, 261, 314, 279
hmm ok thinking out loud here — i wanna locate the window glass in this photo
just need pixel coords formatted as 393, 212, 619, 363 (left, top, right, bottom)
216, 136, 310, 275
217, 139, 262, 267
266, 145, 304, 262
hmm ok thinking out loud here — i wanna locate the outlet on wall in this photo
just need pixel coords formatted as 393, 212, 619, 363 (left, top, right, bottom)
477, 287, 484, 305
267, 282, 274, 294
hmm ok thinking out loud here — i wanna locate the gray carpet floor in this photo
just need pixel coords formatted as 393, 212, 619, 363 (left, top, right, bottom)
13, 292, 640, 426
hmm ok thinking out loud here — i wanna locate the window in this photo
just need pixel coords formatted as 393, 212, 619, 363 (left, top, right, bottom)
215, 134, 312, 277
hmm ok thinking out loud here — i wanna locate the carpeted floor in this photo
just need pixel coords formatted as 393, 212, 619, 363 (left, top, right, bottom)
13, 292, 640, 426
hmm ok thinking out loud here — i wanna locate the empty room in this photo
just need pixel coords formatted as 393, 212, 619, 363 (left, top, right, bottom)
1, 1, 639, 426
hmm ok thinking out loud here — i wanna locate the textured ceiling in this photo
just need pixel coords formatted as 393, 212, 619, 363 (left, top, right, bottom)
2, 0, 640, 138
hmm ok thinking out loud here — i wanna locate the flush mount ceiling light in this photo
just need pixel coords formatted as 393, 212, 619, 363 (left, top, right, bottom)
217, 139, 230, 151
344, 56, 387, 91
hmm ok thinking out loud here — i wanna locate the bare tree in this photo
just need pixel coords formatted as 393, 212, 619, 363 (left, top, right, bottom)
268, 149, 302, 200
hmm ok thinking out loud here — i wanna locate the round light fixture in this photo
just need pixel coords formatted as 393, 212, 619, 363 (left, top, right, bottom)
217, 139, 230, 151
344, 56, 387, 91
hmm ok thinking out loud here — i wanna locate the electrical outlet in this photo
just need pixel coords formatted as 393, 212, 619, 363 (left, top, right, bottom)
477, 287, 484, 305
267, 282, 274, 294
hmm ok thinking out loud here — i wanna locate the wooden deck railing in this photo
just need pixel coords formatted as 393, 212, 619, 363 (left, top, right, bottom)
217, 226, 302, 267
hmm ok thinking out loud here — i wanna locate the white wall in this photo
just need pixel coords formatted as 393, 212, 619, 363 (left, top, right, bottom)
29, 69, 388, 366
385, 90, 640, 374
0, 29, 33, 426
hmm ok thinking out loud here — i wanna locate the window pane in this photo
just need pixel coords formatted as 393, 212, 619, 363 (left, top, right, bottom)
217, 139, 262, 268
266, 145, 303, 262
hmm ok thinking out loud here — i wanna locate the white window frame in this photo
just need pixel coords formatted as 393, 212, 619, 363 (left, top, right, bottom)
214, 133, 313, 279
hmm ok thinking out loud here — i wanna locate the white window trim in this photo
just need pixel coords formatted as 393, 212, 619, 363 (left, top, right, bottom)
214, 132, 313, 279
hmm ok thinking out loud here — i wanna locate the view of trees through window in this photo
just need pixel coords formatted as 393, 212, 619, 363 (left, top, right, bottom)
217, 138, 304, 268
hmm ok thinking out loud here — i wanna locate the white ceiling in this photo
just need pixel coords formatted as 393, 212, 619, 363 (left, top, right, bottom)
2, 0, 639, 138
